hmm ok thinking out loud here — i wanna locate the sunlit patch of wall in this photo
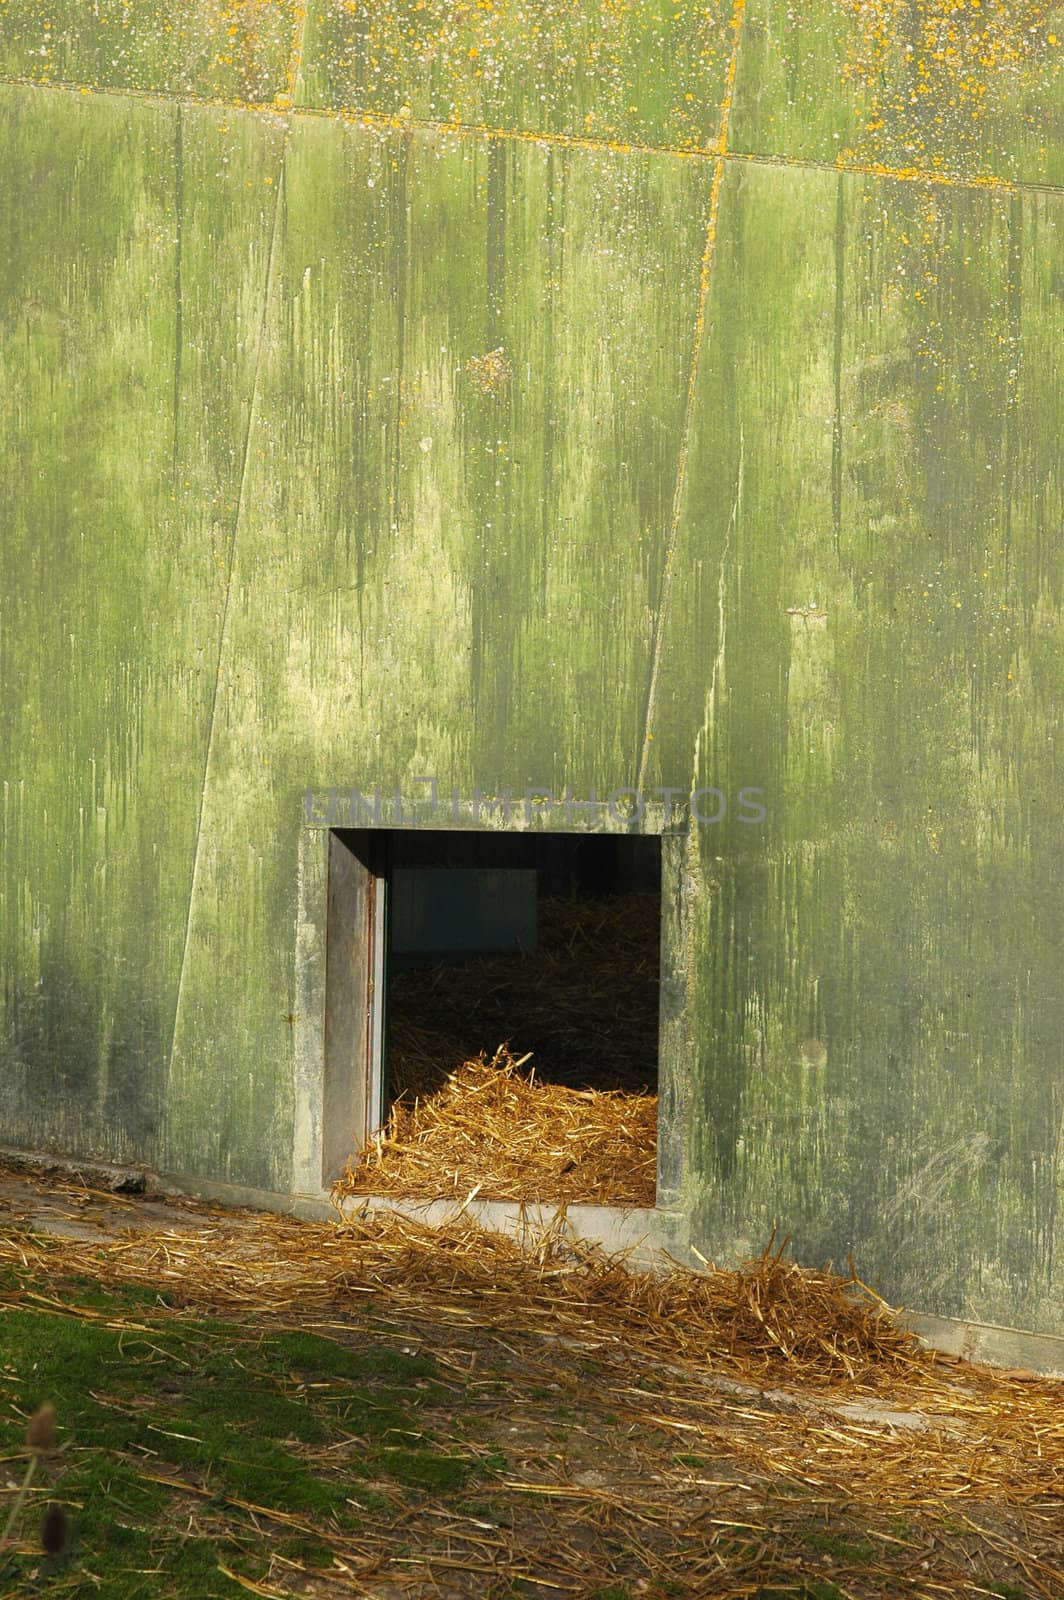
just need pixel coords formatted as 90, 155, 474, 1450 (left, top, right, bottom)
0, 84, 284, 1169
0, 0, 302, 104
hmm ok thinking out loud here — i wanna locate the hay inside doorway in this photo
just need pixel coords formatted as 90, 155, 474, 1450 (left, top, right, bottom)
330, 829, 662, 1208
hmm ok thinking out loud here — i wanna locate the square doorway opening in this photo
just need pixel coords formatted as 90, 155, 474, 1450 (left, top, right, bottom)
324, 828, 662, 1208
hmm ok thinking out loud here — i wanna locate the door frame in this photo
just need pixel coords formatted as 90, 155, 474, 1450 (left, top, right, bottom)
294, 802, 694, 1204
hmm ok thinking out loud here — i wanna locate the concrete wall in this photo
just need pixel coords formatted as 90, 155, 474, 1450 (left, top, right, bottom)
1, 1, 1062, 1331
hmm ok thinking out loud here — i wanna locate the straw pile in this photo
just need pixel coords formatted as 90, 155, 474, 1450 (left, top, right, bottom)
339, 1045, 658, 1207
341, 891, 662, 1206
0, 1186, 920, 1388
323, 1219, 922, 1387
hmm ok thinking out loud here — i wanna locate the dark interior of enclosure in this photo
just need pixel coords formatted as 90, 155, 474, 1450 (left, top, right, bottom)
335, 829, 662, 1110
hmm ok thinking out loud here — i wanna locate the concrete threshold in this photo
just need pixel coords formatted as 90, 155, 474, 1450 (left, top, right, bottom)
159, 1171, 679, 1270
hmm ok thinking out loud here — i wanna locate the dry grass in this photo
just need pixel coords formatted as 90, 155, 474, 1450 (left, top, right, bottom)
1, 1181, 915, 1391
0, 1183, 913, 1386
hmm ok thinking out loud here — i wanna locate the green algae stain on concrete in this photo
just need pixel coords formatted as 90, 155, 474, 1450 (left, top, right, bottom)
648, 155, 1064, 1328
0, 83, 282, 1170
732, 0, 1064, 185
411, 136, 707, 792
0, 0, 299, 104
164, 121, 709, 1188
4, 1, 1064, 1341
298, 0, 733, 148
163, 116, 407, 1188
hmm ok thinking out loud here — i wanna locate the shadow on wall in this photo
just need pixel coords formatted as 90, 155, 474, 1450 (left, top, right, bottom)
0, 944, 165, 1166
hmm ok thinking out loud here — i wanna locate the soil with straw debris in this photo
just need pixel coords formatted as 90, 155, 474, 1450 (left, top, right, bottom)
1, 1160, 1063, 1598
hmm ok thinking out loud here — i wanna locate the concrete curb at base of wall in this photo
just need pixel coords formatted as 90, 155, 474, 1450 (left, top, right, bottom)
900, 1311, 1064, 1379
5, 1148, 1064, 1379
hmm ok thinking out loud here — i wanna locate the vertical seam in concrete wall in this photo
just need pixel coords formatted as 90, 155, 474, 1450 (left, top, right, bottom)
167, 122, 294, 1080
171, 103, 184, 488
637, 0, 747, 794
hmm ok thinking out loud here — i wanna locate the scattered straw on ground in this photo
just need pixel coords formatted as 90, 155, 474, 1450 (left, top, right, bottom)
0, 1176, 968, 1393
339, 1046, 658, 1207
3, 1166, 1064, 1596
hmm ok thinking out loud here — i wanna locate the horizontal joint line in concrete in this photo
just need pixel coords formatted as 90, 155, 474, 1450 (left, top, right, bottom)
6, 73, 1064, 200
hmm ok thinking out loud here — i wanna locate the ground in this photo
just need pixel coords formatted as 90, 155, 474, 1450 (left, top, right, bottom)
0, 1159, 1061, 1599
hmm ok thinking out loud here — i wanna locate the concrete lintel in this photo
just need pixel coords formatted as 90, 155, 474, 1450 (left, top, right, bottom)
301, 786, 686, 837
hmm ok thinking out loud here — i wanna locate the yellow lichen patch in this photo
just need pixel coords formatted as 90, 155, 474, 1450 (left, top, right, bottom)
837, 0, 1062, 179
0, 0, 302, 103
298, 0, 733, 149
464, 344, 514, 396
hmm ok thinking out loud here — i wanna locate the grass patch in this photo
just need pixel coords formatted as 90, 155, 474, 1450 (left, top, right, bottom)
375, 1445, 471, 1491
801, 1529, 876, 1563
276, 1534, 336, 1567
0, 1287, 477, 1595
56, 1274, 176, 1312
